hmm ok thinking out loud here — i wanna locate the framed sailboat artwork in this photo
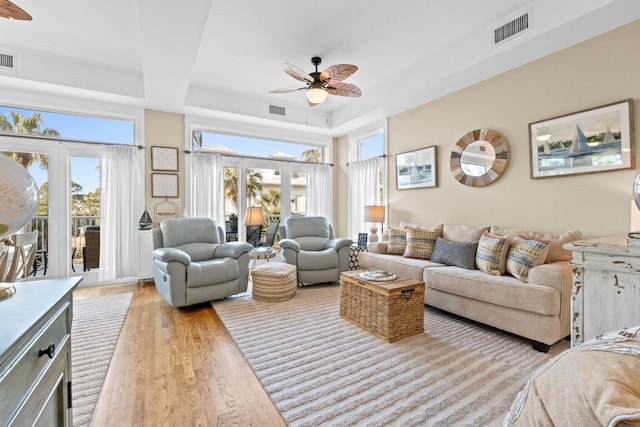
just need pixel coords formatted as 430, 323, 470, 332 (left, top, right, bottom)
529, 99, 634, 179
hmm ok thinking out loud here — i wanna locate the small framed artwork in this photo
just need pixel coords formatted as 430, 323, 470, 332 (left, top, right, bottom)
152, 173, 179, 198
151, 146, 179, 171
396, 145, 437, 190
357, 233, 368, 248
529, 99, 634, 179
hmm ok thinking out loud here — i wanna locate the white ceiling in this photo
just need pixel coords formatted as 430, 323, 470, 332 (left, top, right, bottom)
1, 0, 639, 137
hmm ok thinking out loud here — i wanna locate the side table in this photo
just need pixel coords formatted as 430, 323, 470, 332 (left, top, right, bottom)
349, 244, 367, 270
250, 247, 276, 269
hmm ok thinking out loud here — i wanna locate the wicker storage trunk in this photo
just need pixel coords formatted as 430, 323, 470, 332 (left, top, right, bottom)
339, 271, 425, 342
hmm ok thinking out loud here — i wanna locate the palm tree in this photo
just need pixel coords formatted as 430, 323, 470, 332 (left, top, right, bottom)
223, 168, 264, 210
0, 111, 60, 169
257, 189, 281, 215
302, 148, 322, 163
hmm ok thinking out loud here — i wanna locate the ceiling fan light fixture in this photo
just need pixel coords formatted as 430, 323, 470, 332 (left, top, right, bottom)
306, 87, 328, 104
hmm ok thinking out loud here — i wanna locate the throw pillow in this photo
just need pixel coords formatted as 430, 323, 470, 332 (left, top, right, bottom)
386, 228, 407, 255
489, 226, 582, 263
403, 229, 441, 259
475, 231, 508, 275
506, 235, 551, 281
430, 237, 479, 269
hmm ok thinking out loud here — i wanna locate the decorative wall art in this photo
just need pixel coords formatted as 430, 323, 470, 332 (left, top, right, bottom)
151, 146, 179, 171
396, 145, 437, 190
152, 173, 178, 198
529, 99, 634, 179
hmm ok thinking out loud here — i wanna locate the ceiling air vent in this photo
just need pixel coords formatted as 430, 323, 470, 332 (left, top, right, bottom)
494, 12, 529, 45
269, 105, 286, 116
0, 52, 14, 70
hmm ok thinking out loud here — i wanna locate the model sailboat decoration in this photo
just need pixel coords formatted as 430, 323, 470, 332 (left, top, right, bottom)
138, 209, 153, 229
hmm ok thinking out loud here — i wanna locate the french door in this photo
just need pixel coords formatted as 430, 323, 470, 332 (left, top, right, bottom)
0, 136, 103, 284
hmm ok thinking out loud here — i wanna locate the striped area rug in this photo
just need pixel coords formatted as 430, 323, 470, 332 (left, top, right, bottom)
213, 285, 567, 426
71, 292, 133, 427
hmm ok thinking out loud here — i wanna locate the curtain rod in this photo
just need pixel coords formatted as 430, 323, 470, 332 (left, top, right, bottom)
346, 154, 387, 166
185, 150, 334, 167
0, 131, 143, 148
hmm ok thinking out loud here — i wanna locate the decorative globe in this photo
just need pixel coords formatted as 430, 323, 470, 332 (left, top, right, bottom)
0, 154, 39, 240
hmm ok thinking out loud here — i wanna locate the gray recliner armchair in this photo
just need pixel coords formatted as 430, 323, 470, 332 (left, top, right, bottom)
152, 218, 252, 307
279, 216, 353, 285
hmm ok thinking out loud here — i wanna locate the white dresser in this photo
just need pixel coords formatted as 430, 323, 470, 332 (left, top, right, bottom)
566, 235, 640, 346
0, 277, 82, 426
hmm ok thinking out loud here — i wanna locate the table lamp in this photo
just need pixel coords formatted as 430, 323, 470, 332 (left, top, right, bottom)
244, 207, 266, 246
364, 205, 385, 243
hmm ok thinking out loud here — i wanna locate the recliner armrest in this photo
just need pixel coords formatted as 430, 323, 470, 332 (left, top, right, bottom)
153, 247, 191, 265
279, 239, 300, 252
326, 237, 353, 251
214, 242, 253, 259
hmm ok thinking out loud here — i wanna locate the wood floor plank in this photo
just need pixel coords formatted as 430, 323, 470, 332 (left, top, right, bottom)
79, 282, 286, 427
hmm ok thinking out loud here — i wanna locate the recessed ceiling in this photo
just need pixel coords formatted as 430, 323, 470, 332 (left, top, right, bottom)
0, 0, 639, 136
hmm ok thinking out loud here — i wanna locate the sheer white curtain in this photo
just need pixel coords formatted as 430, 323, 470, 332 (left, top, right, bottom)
99, 145, 144, 281
348, 156, 384, 239
185, 152, 225, 227
306, 163, 333, 222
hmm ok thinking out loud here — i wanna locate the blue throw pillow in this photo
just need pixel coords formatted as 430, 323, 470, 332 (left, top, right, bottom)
430, 237, 479, 269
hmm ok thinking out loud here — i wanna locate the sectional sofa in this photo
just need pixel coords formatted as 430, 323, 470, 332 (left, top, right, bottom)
358, 222, 582, 352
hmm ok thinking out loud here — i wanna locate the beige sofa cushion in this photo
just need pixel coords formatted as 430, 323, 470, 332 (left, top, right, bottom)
424, 266, 560, 316
358, 251, 442, 281
399, 221, 444, 233
443, 223, 490, 242
490, 226, 582, 263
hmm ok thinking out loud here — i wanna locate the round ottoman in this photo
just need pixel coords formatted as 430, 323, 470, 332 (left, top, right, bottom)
251, 262, 297, 302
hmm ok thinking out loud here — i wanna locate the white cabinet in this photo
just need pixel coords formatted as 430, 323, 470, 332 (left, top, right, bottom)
138, 229, 154, 281
566, 235, 640, 346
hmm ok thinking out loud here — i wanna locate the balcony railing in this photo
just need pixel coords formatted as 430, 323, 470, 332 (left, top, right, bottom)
30, 215, 100, 253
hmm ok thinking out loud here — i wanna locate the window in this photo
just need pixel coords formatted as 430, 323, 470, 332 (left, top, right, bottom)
192, 130, 322, 163
359, 132, 384, 160
0, 105, 134, 144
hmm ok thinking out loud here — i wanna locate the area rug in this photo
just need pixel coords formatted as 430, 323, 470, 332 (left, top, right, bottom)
212, 285, 568, 427
71, 292, 133, 427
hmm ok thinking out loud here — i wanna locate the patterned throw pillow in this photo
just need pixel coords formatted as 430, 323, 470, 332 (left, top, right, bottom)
506, 235, 551, 281
430, 237, 479, 270
403, 229, 441, 259
475, 231, 508, 275
386, 228, 407, 255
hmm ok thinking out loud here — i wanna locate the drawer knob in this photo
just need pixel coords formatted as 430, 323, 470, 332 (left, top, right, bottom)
39, 343, 55, 359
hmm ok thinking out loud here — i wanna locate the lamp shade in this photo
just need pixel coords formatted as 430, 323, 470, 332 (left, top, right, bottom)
244, 206, 266, 226
306, 87, 328, 104
364, 205, 385, 223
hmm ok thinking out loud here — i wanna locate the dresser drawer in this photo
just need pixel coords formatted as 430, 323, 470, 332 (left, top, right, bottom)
0, 301, 71, 426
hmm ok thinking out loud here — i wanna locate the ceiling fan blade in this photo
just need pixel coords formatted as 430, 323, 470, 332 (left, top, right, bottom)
319, 64, 358, 83
269, 87, 305, 94
326, 82, 362, 97
283, 63, 314, 83
0, 0, 32, 20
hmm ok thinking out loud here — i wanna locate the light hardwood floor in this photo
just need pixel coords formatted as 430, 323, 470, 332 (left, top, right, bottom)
75, 281, 286, 427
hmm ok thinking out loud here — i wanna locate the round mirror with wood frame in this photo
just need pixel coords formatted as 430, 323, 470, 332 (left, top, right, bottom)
450, 128, 510, 187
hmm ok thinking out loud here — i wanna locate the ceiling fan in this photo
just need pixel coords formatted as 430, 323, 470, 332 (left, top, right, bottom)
269, 56, 361, 107
0, 0, 32, 20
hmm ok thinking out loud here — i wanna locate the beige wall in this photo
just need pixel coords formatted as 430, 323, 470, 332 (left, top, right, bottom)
349, 20, 640, 239
144, 109, 185, 220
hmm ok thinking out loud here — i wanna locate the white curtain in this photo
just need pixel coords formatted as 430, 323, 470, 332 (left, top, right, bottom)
306, 163, 333, 222
185, 152, 225, 227
99, 145, 144, 281
348, 156, 384, 240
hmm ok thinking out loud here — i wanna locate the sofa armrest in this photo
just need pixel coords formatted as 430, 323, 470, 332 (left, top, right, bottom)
278, 238, 300, 252
214, 241, 253, 259
368, 241, 388, 254
326, 237, 353, 252
527, 261, 573, 294
153, 247, 191, 265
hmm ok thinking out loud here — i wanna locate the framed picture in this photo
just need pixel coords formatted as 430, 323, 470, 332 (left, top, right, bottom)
529, 99, 634, 179
396, 145, 437, 190
152, 173, 178, 198
151, 146, 179, 171
357, 233, 368, 248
